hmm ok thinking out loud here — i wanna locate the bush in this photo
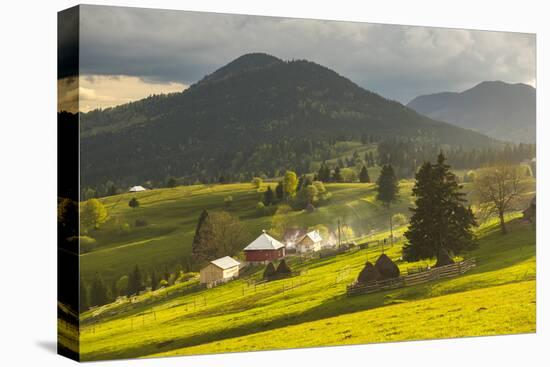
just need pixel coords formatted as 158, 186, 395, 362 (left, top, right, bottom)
392, 213, 407, 227
128, 197, 140, 209
159, 279, 169, 288
224, 195, 233, 207
135, 218, 148, 227
340, 167, 358, 182
463, 170, 477, 183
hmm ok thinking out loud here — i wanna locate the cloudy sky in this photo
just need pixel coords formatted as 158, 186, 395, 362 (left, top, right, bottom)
59, 5, 536, 112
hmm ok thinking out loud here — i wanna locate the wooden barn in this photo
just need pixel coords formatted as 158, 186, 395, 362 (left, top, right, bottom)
243, 231, 285, 264
199, 256, 240, 287
296, 230, 323, 253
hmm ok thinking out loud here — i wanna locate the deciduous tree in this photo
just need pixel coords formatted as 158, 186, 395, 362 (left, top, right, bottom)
474, 163, 525, 234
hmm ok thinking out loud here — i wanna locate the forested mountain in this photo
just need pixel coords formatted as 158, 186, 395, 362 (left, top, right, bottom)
79, 53, 497, 190
407, 81, 535, 143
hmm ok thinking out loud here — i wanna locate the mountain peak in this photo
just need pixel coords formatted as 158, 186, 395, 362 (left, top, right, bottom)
200, 53, 282, 85
407, 80, 535, 143
472, 80, 535, 91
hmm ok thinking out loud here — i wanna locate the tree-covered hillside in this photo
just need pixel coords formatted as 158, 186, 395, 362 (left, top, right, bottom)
79, 53, 497, 190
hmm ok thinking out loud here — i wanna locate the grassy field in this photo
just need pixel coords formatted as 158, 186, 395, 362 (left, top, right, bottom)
80, 181, 417, 285
78, 214, 536, 361
81, 174, 535, 286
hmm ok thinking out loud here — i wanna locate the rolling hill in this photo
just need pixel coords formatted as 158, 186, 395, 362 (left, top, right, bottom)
79, 53, 496, 189
76, 215, 535, 360
407, 81, 536, 143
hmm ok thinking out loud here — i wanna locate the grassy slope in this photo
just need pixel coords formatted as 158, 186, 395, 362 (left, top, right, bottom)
158, 281, 535, 356
81, 181, 415, 284
79, 217, 535, 361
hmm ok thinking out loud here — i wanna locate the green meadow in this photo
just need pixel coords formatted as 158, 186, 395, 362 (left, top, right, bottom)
80, 180, 414, 285
78, 208, 536, 360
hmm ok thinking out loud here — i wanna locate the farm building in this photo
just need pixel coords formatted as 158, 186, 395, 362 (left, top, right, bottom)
296, 230, 323, 253
243, 231, 285, 264
282, 228, 308, 250
199, 256, 240, 287
129, 185, 147, 192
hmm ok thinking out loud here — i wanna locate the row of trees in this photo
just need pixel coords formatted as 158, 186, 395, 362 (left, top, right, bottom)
80, 260, 197, 311
316, 162, 371, 183
80, 265, 145, 311
377, 137, 535, 179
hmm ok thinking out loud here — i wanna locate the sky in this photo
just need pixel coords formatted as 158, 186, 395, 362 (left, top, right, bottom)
58, 5, 536, 112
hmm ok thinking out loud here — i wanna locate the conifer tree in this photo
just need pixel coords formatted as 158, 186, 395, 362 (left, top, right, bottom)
403, 153, 477, 261
127, 265, 143, 296
359, 166, 370, 183
90, 272, 108, 306
263, 185, 275, 206
376, 165, 399, 207
150, 269, 158, 291
333, 167, 343, 182
191, 209, 216, 264
275, 181, 284, 200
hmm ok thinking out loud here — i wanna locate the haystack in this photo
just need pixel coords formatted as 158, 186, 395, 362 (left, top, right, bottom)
434, 248, 454, 268
357, 261, 381, 284
375, 253, 400, 279
276, 259, 292, 275
263, 262, 276, 279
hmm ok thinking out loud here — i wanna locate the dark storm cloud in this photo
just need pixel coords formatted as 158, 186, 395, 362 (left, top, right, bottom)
78, 5, 535, 102
58, 6, 79, 79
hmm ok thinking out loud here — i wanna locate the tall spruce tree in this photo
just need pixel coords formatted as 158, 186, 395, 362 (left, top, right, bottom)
191, 209, 216, 264
150, 269, 158, 291
317, 162, 331, 182
403, 153, 477, 261
333, 167, 343, 182
263, 185, 275, 205
275, 181, 284, 200
359, 166, 370, 183
376, 165, 399, 206
127, 265, 143, 296
90, 272, 108, 306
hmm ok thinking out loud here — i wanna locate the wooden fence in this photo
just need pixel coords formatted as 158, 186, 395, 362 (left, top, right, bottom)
347, 258, 476, 296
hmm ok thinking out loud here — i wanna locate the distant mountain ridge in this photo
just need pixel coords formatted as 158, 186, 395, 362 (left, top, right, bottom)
407, 81, 535, 143
79, 53, 496, 188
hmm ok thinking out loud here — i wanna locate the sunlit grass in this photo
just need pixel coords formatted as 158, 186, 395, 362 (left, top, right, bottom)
78, 217, 535, 361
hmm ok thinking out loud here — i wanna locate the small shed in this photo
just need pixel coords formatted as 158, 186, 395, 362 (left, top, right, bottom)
296, 230, 323, 253
129, 185, 147, 192
244, 231, 285, 264
199, 256, 240, 287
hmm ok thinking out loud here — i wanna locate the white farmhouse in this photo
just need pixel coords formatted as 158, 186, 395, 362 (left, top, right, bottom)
296, 230, 323, 253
